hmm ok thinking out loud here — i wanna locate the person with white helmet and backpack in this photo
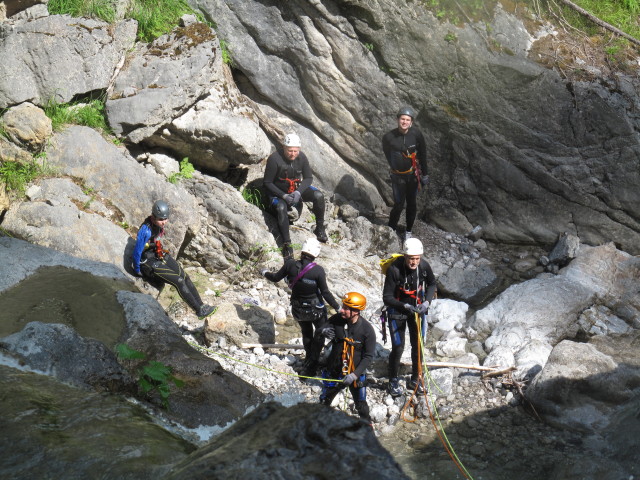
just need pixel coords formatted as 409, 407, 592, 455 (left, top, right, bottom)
263, 133, 328, 258
382, 106, 429, 241
261, 237, 339, 376
382, 237, 436, 396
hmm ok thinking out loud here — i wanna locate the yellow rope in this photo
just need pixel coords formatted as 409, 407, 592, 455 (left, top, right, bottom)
189, 341, 343, 383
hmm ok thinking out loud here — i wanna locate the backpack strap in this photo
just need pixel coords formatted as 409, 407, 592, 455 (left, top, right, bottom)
288, 262, 317, 289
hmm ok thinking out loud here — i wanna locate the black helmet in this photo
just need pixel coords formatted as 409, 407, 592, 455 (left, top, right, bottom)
397, 106, 415, 119
152, 200, 170, 220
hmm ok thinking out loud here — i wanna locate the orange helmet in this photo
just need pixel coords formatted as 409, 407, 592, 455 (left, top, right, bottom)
342, 292, 366, 311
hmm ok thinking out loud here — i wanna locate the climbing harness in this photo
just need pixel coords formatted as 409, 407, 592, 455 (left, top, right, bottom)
279, 176, 301, 193
154, 239, 168, 260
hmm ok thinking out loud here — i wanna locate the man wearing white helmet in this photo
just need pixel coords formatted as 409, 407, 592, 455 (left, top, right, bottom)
263, 133, 328, 258
261, 237, 339, 376
382, 106, 429, 241
382, 237, 436, 396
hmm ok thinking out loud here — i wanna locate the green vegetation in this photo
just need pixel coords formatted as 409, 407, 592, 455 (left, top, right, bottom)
48, 0, 116, 22
0, 121, 9, 140
49, 0, 212, 43
115, 343, 184, 409
0, 158, 51, 195
167, 157, 195, 184
219, 38, 234, 66
363, 42, 374, 51
44, 97, 111, 132
444, 32, 457, 43
557, 0, 640, 41
241, 186, 265, 210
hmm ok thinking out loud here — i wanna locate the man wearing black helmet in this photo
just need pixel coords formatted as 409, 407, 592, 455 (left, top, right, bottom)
382, 106, 429, 241
263, 133, 328, 258
131, 200, 216, 319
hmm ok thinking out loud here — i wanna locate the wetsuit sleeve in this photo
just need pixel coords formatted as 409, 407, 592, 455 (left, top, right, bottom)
382, 266, 410, 312
296, 153, 313, 194
132, 223, 152, 273
264, 258, 293, 283
423, 261, 437, 302
353, 322, 376, 377
382, 131, 393, 167
263, 153, 286, 199
416, 128, 428, 175
316, 267, 340, 310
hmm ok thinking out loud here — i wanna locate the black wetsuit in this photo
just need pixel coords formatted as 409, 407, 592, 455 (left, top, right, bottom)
382, 256, 436, 382
131, 217, 205, 313
263, 149, 325, 243
320, 313, 376, 421
381, 126, 427, 232
265, 256, 339, 361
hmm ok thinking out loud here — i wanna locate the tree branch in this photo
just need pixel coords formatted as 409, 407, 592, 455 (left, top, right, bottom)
558, 0, 640, 47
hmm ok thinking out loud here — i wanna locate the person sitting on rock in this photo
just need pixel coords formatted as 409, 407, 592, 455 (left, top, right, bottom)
261, 237, 339, 377
383, 237, 436, 396
318, 292, 375, 423
263, 132, 328, 258
131, 200, 215, 319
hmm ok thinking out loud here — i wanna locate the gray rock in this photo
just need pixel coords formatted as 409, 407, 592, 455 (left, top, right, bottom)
166, 402, 409, 480
1, 102, 52, 151
0, 322, 131, 390
106, 22, 223, 144
203, 302, 274, 347
438, 263, 500, 306
548, 233, 581, 266
44, 126, 199, 256
0, 15, 137, 108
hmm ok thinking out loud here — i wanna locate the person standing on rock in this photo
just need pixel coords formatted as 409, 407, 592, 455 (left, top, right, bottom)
383, 237, 436, 396
263, 133, 328, 258
131, 200, 216, 319
261, 237, 339, 376
382, 106, 429, 241
318, 292, 375, 422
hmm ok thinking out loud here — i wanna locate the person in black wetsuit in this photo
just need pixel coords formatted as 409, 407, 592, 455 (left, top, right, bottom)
131, 200, 215, 319
382, 106, 429, 241
263, 133, 328, 258
318, 292, 375, 422
382, 237, 436, 396
261, 237, 339, 376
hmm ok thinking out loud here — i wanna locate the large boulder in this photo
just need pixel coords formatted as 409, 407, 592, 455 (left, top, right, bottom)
527, 334, 640, 437
106, 20, 223, 145
0, 14, 137, 108
468, 243, 639, 378
43, 126, 198, 255
166, 402, 409, 480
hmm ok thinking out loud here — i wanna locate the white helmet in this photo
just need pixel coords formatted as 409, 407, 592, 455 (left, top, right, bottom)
301, 237, 321, 258
403, 238, 423, 255
283, 133, 301, 147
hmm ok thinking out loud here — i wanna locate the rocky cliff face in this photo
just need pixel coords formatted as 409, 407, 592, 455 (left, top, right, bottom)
193, 0, 640, 252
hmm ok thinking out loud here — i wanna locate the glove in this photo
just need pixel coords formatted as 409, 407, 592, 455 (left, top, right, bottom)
404, 303, 420, 314
342, 373, 358, 385
416, 302, 429, 315
291, 190, 301, 205
420, 175, 430, 186
260, 268, 269, 277
320, 327, 335, 340
283, 194, 295, 206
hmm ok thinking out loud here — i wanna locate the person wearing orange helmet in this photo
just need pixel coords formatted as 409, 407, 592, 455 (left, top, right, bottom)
318, 292, 375, 422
